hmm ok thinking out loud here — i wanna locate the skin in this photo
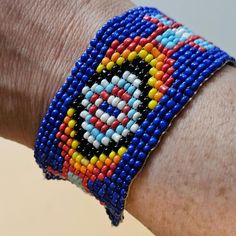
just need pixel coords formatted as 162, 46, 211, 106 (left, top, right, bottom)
0, 0, 236, 235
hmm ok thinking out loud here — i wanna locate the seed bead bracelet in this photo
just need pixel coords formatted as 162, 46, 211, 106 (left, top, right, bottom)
34, 6, 236, 226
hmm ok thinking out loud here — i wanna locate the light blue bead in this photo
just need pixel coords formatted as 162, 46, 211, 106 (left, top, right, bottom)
96, 133, 104, 142
86, 124, 93, 132
166, 41, 175, 49
126, 120, 135, 129
124, 82, 131, 90
106, 129, 114, 138
128, 97, 136, 106
91, 128, 99, 137
85, 91, 93, 99
127, 85, 136, 95
117, 79, 126, 88
161, 38, 168, 46
85, 114, 92, 122
127, 109, 136, 118
106, 84, 114, 93
95, 85, 104, 93
116, 125, 124, 134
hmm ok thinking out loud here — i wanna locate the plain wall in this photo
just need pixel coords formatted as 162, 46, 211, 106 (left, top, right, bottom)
0, 1, 235, 236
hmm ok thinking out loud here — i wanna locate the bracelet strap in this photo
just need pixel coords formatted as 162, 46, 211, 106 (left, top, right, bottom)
34, 6, 236, 226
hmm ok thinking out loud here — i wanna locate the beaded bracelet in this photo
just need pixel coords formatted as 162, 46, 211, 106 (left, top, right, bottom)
34, 6, 236, 226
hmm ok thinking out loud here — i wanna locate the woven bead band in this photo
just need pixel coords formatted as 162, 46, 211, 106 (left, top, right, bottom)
34, 6, 236, 226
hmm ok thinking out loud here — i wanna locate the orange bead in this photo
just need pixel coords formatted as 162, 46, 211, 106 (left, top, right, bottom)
87, 163, 94, 172
96, 160, 103, 169
151, 47, 160, 58
155, 61, 164, 70
135, 45, 142, 53
74, 163, 81, 170
80, 165, 87, 174
113, 155, 121, 164
157, 53, 165, 62
111, 52, 120, 62
104, 158, 112, 166
154, 80, 163, 89
122, 49, 131, 59
69, 158, 75, 166
64, 127, 72, 135
155, 71, 164, 80
102, 57, 110, 65
68, 148, 75, 156
144, 43, 154, 53
66, 138, 73, 147
63, 116, 70, 124
154, 92, 163, 101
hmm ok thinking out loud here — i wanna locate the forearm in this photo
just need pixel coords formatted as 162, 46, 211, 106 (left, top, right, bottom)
1, 1, 236, 235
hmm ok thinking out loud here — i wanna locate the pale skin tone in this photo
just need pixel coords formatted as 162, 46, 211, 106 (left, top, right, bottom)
0, 0, 236, 235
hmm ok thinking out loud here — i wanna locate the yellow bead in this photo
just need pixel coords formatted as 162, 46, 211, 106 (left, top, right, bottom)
148, 88, 157, 99
118, 146, 127, 156
96, 64, 105, 73
138, 49, 148, 59
71, 140, 79, 149
99, 153, 106, 162
81, 158, 89, 166
106, 61, 114, 70
72, 151, 79, 160
116, 57, 125, 66
90, 156, 98, 165
128, 51, 137, 61
149, 67, 158, 76
148, 100, 158, 109
148, 77, 157, 87
109, 151, 116, 159
70, 130, 76, 138
150, 59, 157, 67
67, 108, 75, 117
145, 54, 153, 63
76, 154, 83, 163
68, 120, 76, 128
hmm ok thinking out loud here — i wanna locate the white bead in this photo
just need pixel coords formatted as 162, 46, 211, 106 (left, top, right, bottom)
81, 121, 87, 130
111, 75, 120, 84
101, 137, 110, 146
133, 111, 141, 120
117, 113, 126, 122
101, 79, 109, 87
112, 133, 121, 142
107, 116, 116, 125
111, 97, 120, 107
122, 129, 129, 137
127, 73, 137, 83
130, 123, 139, 133
133, 89, 141, 98
88, 135, 95, 143
80, 110, 89, 118
100, 113, 109, 122
81, 86, 90, 95
81, 98, 89, 107
132, 100, 141, 109
122, 71, 130, 80
95, 109, 103, 118
95, 98, 103, 106
117, 101, 126, 110
133, 79, 141, 87
93, 140, 100, 149
83, 131, 89, 139
107, 95, 115, 104
90, 83, 98, 92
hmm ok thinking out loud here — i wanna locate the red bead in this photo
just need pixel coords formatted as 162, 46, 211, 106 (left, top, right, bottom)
79, 173, 84, 179
59, 123, 66, 131
90, 116, 98, 124
90, 93, 99, 103
162, 73, 169, 83
69, 166, 75, 172
56, 131, 62, 139
111, 120, 119, 129
58, 141, 63, 148
121, 117, 129, 126
128, 42, 137, 51
95, 120, 104, 129
134, 36, 141, 44
61, 134, 68, 143
139, 38, 148, 47
85, 170, 92, 178
112, 86, 119, 95
89, 105, 97, 114
63, 161, 69, 168
117, 88, 125, 97
167, 49, 174, 58
93, 167, 100, 175
64, 154, 70, 161
167, 67, 175, 75
117, 44, 126, 54
123, 38, 132, 46
106, 170, 113, 177
151, 39, 158, 47
109, 162, 117, 170
162, 63, 170, 72
101, 124, 109, 133
158, 44, 164, 52
150, 18, 159, 24
100, 91, 109, 100
159, 84, 169, 94
106, 48, 115, 58
121, 92, 131, 102
62, 144, 69, 152
122, 105, 131, 113
165, 77, 174, 87
98, 173, 105, 181
61, 150, 67, 157
111, 40, 120, 49
166, 58, 175, 66
101, 165, 108, 174
162, 47, 169, 55
143, 15, 151, 21
90, 175, 96, 182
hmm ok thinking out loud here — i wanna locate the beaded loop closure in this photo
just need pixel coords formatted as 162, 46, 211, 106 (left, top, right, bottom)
34, 6, 235, 226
